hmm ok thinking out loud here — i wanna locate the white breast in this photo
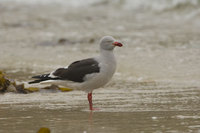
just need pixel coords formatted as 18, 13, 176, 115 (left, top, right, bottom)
81, 50, 117, 92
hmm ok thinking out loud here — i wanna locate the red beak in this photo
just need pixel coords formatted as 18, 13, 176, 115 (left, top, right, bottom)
113, 42, 123, 47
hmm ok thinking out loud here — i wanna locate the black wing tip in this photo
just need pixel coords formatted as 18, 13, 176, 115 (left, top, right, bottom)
29, 73, 60, 84
31, 74, 50, 79
29, 74, 50, 84
32, 75, 40, 79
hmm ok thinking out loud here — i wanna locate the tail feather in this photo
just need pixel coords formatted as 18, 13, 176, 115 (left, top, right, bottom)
29, 73, 50, 84
29, 73, 59, 84
28, 79, 45, 84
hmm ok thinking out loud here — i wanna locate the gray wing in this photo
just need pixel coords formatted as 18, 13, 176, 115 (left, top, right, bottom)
29, 58, 100, 84
53, 58, 100, 82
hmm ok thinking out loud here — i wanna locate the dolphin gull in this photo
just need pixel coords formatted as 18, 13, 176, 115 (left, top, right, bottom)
29, 36, 123, 110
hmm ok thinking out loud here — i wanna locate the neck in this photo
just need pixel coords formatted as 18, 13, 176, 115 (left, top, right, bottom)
100, 48, 113, 55
99, 48, 116, 62
99, 48, 117, 77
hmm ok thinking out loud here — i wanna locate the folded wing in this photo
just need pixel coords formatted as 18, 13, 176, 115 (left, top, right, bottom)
29, 58, 100, 84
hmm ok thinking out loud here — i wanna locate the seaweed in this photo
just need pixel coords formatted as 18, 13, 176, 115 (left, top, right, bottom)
0, 70, 73, 94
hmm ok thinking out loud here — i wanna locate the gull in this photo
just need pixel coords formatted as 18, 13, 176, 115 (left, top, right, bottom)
29, 36, 123, 110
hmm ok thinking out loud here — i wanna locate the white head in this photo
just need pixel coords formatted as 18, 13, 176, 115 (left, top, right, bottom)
100, 36, 123, 51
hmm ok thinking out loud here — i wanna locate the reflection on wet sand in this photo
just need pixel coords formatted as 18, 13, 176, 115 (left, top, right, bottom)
0, 84, 200, 132
0, 105, 200, 133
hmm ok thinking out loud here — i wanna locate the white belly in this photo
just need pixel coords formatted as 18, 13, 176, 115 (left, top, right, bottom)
81, 57, 117, 92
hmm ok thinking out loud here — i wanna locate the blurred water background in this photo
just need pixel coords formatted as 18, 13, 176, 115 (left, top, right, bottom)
0, 0, 200, 133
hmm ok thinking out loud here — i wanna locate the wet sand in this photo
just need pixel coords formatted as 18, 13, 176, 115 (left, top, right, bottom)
1, 85, 200, 133
1, 107, 200, 133
0, 0, 200, 133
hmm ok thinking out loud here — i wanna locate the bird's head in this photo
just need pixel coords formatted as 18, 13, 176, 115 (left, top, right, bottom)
100, 36, 123, 51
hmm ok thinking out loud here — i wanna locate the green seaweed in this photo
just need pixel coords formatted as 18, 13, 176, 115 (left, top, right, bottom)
37, 127, 50, 133
59, 87, 73, 92
25, 87, 39, 92
0, 71, 11, 92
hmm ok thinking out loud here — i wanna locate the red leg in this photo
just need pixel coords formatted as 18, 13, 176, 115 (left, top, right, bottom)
88, 92, 93, 110
87, 92, 99, 111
